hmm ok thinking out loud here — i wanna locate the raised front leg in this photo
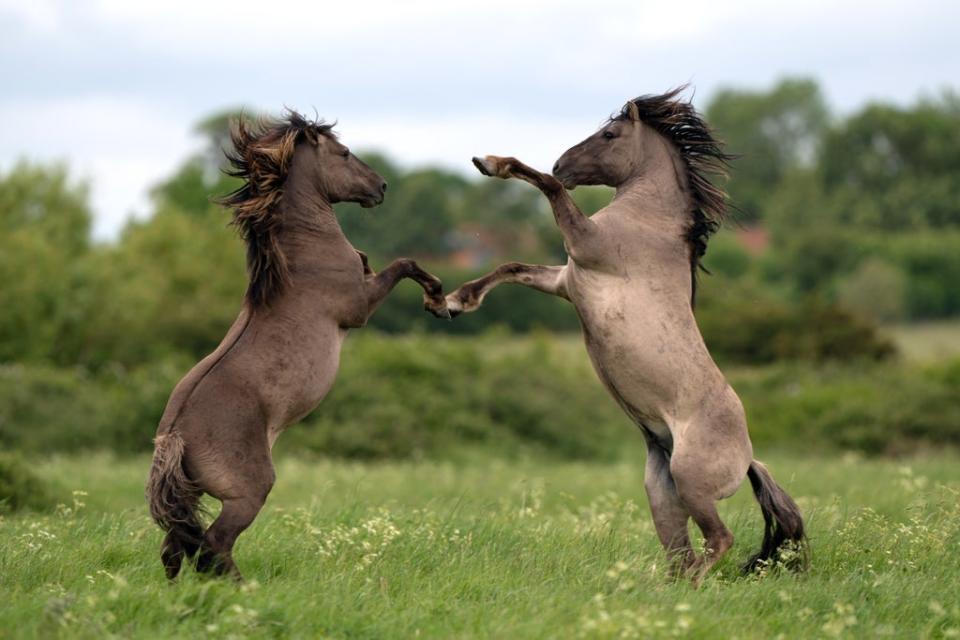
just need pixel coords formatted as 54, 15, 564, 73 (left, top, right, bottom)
445, 262, 568, 316
472, 155, 596, 250
364, 257, 450, 320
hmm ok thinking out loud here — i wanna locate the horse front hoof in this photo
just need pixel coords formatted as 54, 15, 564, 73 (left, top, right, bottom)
444, 294, 466, 318
424, 297, 452, 320
472, 156, 494, 176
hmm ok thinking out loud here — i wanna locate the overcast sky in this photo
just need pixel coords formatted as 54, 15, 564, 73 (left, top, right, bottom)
1, 0, 957, 238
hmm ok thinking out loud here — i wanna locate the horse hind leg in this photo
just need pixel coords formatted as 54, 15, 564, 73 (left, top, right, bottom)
160, 495, 203, 580
677, 491, 734, 588
193, 447, 276, 580
670, 445, 748, 587
643, 439, 695, 577
196, 493, 271, 579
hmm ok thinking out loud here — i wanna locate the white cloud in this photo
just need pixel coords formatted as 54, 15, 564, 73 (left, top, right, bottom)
0, 0, 63, 34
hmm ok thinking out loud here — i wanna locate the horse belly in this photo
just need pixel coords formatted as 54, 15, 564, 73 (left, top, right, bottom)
283, 353, 341, 424
241, 324, 347, 438
583, 333, 676, 418
572, 291, 689, 431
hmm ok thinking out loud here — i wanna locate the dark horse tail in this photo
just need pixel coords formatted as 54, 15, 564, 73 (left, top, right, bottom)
743, 460, 808, 573
146, 431, 204, 579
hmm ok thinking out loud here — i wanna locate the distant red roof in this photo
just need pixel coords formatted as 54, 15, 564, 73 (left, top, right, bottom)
736, 226, 769, 255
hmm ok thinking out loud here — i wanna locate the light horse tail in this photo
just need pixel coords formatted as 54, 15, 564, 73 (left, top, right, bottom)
743, 460, 808, 573
146, 431, 205, 579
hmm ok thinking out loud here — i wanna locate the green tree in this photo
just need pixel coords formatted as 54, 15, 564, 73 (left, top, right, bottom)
0, 161, 91, 255
0, 163, 95, 363
836, 258, 907, 323
337, 161, 467, 261
151, 108, 252, 217
818, 92, 960, 229
706, 78, 829, 220
81, 207, 246, 367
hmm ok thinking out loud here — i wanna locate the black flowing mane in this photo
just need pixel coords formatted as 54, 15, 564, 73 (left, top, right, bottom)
615, 87, 734, 304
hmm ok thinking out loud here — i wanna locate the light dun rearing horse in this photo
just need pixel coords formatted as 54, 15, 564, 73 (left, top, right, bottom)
447, 89, 806, 585
147, 112, 449, 579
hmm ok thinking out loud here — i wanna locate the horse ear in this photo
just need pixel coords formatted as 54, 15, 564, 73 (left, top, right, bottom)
624, 101, 640, 121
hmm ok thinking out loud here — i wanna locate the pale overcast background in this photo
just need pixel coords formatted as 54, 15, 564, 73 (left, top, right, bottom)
1, 0, 957, 238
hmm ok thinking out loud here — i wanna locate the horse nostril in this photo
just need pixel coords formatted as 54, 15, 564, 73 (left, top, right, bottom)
552, 161, 561, 175
381, 181, 388, 193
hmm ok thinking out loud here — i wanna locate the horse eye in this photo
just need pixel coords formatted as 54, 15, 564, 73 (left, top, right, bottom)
603, 131, 616, 140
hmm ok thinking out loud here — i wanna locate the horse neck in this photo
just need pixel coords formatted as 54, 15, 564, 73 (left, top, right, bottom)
611, 137, 691, 236
607, 138, 695, 300
276, 181, 351, 271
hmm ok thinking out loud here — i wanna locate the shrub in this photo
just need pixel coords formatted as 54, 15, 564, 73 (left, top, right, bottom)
0, 453, 56, 513
0, 360, 188, 454
835, 258, 907, 323
696, 278, 895, 364
734, 360, 960, 454
702, 231, 752, 279
276, 332, 633, 461
1, 338, 955, 460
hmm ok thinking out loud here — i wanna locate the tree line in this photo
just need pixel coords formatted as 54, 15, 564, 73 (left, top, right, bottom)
1, 77, 957, 370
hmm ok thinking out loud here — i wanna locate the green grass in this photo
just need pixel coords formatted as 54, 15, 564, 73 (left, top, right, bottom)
1, 453, 959, 638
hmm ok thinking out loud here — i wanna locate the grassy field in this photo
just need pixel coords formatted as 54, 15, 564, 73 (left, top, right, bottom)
2, 453, 958, 639
889, 321, 960, 362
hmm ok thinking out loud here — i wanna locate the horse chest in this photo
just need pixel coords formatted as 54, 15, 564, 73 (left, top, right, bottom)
297, 266, 367, 327
568, 269, 692, 425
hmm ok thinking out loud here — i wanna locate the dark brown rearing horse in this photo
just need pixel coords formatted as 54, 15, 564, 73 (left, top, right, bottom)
146, 112, 449, 579
446, 88, 807, 585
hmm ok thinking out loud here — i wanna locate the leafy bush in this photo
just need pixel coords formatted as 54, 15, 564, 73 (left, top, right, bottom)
1, 336, 957, 460
835, 258, 907, 323
702, 231, 752, 279
0, 361, 188, 454
760, 227, 960, 321
879, 233, 960, 319
0, 453, 56, 513
696, 278, 895, 364
737, 360, 960, 455
273, 332, 634, 461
